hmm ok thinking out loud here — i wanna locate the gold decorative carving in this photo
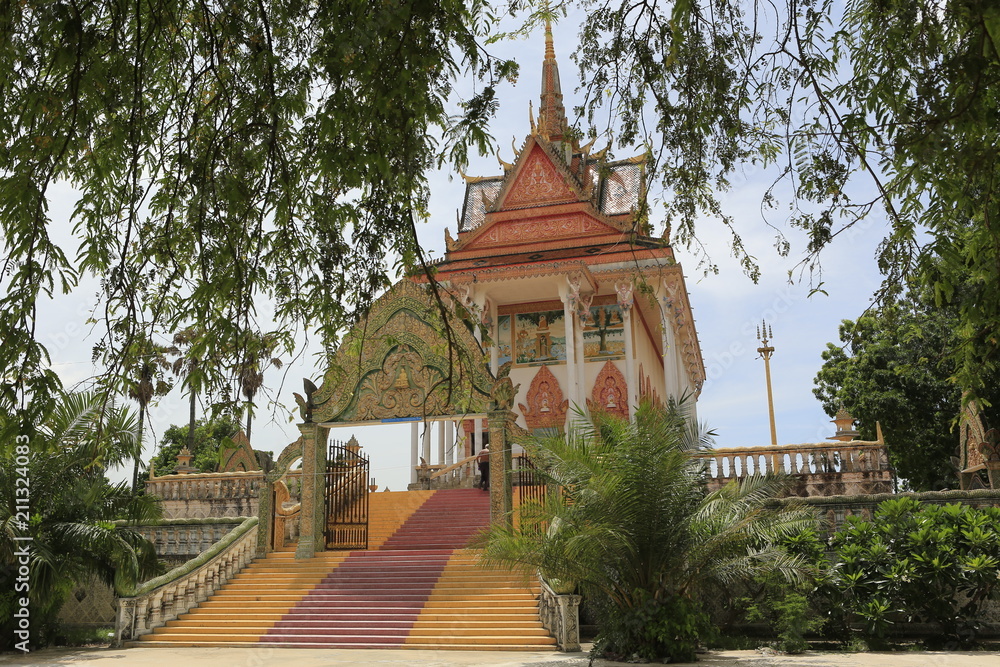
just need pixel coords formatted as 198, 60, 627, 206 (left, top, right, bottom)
491, 361, 520, 412
587, 361, 629, 420
502, 145, 576, 209
309, 280, 494, 423
961, 396, 988, 473
519, 365, 569, 432
353, 345, 449, 421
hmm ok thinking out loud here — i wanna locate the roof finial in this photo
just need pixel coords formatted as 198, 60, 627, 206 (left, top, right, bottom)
545, 18, 556, 60
537, 17, 568, 142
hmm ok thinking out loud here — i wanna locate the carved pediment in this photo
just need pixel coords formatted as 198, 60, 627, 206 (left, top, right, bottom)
308, 280, 494, 423
218, 430, 261, 472
501, 143, 577, 209
466, 213, 619, 251
518, 365, 569, 432
587, 360, 629, 420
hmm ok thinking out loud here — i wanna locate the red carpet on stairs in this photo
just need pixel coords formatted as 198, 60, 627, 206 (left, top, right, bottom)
380, 488, 491, 551
261, 550, 452, 647
260, 488, 493, 648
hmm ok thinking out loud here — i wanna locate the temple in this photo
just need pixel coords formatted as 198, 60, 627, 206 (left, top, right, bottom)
105, 24, 976, 651
431, 20, 705, 435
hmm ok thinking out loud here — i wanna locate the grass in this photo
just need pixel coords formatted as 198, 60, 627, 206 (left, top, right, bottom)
54, 625, 115, 647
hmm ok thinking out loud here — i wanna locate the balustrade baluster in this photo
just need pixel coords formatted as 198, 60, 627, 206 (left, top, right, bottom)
149, 592, 163, 629
135, 598, 149, 634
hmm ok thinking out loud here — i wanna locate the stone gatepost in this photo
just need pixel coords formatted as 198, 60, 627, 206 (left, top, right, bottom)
488, 407, 514, 526
295, 422, 328, 558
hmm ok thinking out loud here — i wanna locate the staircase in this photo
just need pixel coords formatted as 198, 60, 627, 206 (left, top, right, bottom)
134, 488, 556, 650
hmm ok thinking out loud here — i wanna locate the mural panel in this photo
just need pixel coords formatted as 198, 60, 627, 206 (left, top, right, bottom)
513, 308, 567, 366
497, 315, 512, 366
497, 301, 566, 366
583, 303, 625, 361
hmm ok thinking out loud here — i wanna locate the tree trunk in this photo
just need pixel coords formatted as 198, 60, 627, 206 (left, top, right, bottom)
245, 406, 253, 444
132, 408, 145, 492
188, 389, 197, 451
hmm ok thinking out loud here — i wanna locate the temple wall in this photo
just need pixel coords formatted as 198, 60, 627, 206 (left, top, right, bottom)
632, 307, 666, 404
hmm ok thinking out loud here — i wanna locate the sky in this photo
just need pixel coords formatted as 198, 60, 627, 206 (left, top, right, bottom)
35, 9, 889, 493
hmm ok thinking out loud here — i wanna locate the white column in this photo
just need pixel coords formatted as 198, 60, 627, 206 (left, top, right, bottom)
618, 282, 637, 420
437, 420, 445, 465
623, 308, 637, 419
474, 418, 484, 453
410, 421, 419, 485
446, 421, 455, 465
489, 299, 499, 376
574, 308, 586, 415
661, 296, 680, 401
561, 294, 577, 413
422, 422, 431, 466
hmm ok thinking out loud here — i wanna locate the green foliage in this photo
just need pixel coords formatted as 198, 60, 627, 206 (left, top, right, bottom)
479, 400, 817, 662
0, 0, 515, 439
746, 591, 825, 654
0, 391, 161, 650
567, 0, 1000, 401
823, 498, 1000, 648
146, 417, 241, 477
740, 528, 829, 653
814, 290, 1000, 490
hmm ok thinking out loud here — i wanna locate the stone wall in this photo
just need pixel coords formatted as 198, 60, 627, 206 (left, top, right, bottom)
137, 518, 249, 567
789, 488, 1000, 537
57, 518, 246, 627
57, 574, 117, 629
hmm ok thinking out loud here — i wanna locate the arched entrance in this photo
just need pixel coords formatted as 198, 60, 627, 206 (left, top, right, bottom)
258, 280, 517, 558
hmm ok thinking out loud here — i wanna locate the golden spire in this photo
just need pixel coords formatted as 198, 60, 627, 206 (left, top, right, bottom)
537, 18, 568, 142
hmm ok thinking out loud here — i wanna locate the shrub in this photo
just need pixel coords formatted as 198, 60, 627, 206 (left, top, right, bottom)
824, 498, 1000, 648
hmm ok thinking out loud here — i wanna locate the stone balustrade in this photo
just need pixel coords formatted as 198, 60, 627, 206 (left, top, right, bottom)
538, 576, 581, 651
135, 518, 247, 566
426, 454, 479, 489
147, 470, 301, 519
115, 517, 258, 644
695, 441, 895, 497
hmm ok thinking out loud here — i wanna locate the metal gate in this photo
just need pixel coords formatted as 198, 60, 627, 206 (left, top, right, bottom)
513, 454, 547, 534
325, 439, 370, 550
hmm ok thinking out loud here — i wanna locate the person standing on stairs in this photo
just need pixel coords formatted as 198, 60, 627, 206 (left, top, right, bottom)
477, 445, 490, 491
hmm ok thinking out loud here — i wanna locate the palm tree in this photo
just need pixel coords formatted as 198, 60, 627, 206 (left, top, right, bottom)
235, 331, 284, 443
0, 391, 161, 649
169, 326, 207, 452
479, 399, 816, 662
123, 336, 173, 491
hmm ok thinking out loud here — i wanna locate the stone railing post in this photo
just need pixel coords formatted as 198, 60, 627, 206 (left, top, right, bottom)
538, 577, 581, 651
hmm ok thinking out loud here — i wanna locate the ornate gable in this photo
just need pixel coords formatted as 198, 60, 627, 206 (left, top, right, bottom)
501, 143, 578, 210
218, 430, 261, 472
307, 280, 494, 423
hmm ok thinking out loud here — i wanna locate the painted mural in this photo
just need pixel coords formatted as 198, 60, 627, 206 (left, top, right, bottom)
497, 314, 512, 366
513, 308, 566, 365
583, 303, 625, 361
